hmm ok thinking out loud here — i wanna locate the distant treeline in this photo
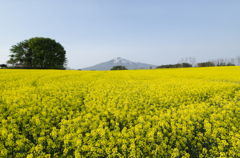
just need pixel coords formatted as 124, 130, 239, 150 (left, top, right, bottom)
156, 56, 239, 69
156, 63, 192, 68
197, 61, 234, 67
157, 61, 235, 69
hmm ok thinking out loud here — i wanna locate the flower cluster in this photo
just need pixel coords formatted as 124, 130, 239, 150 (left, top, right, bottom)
0, 67, 240, 157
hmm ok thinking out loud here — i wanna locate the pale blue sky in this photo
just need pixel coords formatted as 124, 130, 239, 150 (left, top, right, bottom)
0, 0, 239, 69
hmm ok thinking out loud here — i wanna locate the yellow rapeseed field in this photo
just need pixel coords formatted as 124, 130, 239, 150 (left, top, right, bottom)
0, 67, 240, 157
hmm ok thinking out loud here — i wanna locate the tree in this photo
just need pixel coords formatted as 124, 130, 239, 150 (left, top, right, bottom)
8, 37, 67, 69
0, 64, 7, 68
189, 57, 197, 67
6, 59, 17, 67
236, 56, 240, 66
111, 66, 128, 70
211, 59, 218, 66
182, 63, 192, 67
178, 58, 185, 67
230, 58, 236, 65
178, 57, 195, 67
197, 61, 215, 67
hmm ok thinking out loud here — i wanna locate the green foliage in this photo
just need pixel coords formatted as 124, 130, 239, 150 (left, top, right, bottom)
8, 37, 67, 69
111, 66, 128, 70
197, 61, 215, 67
217, 62, 235, 66
156, 63, 192, 68
0, 64, 7, 68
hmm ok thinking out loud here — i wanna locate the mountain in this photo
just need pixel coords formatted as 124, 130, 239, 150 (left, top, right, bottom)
81, 57, 157, 70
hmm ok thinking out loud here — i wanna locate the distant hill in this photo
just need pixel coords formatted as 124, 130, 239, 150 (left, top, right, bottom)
81, 57, 157, 70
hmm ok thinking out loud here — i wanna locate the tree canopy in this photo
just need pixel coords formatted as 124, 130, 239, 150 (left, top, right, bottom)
156, 63, 192, 69
8, 37, 67, 69
197, 61, 215, 67
110, 66, 128, 70
0, 64, 7, 68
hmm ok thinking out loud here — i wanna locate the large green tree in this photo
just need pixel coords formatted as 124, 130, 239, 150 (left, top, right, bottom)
8, 37, 67, 68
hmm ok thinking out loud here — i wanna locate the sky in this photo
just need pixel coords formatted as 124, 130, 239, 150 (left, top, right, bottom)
0, 0, 240, 69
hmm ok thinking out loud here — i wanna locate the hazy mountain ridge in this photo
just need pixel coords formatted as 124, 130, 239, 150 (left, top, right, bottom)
82, 57, 157, 70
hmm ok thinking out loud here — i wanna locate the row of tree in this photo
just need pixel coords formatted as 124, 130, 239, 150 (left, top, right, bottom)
210, 58, 240, 66
197, 61, 235, 67
156, 63, 192, 69
157, 56, 240, 69
179, 56, 240, 67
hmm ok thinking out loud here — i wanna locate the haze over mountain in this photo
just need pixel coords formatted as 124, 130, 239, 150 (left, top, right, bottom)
81, 57, 157, 70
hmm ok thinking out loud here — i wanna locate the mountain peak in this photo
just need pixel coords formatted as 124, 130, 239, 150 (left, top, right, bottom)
82, 57, 157, 70
112, 57, 126, 63
114, 57, 122, 60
